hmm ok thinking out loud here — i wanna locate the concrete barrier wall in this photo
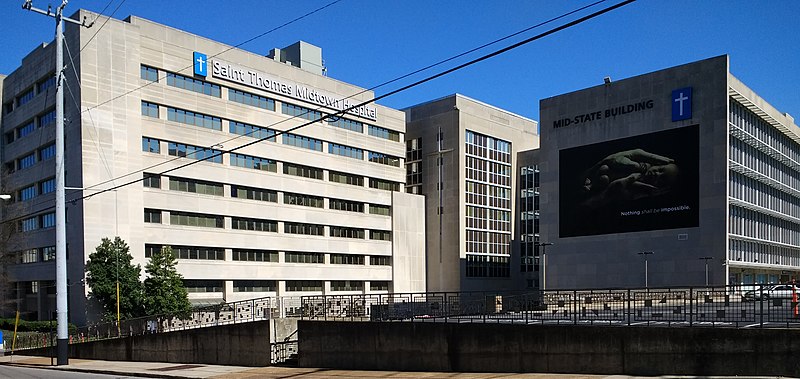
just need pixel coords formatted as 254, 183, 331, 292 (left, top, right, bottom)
21, 320, 271, 366
299, 321, 800, 376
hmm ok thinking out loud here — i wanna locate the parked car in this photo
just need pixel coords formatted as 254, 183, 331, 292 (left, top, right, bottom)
742, 284, 800, 301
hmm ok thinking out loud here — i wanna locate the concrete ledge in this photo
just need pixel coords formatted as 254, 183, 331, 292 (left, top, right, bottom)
17, 320, 270, 367
298, 321, 800, 376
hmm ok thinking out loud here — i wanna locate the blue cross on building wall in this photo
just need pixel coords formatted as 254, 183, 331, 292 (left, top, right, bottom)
193, 52, 207, 77
672, 87, 692, 121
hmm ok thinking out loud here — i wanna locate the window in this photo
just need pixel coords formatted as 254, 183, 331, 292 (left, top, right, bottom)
368, 152, 400, 167
166, 72, 220, 97
37, 110, 56, 127
168, 177, 224, 196
370, 281, 389, 291
144, 209, 161, 224
330, 226, 364, 239
143, 173, 161, 188
370, 256, 391, 266
170, 211, 224, 228
369, 204, 391, 216
141, 101, 159, 118
330, 280, 364, 291
38, 143, 55, 161
144, 244, 162, 258
285, 252, 324, 264
19, 249, 39, 264
282, 133, 322, 151
284, 222, 324, 236
369, 178, 399, 192
230, 153, 276, 172
140, 65, 158, 82
369, 230, 392, 241
17, 88, 34, 106
284, 192, 324, 208
229, 121, 276, 141
37, 75, 57, 93
327, 117, 363, 133
368, 125, 400, 141
232, 249, 277, 262
40, 212, 55, 228
231, 185, 277, 202
283, 163, 322, 180
183, 280, 223, 292
330, 254, 364, 265
168, 142, 223, 163
39, 178, 55, 194
229, 89, 275, 110
41, 246, 56, 261
329, 198, 364, 213
328, 143, 363, 160
286, 280, 323, 292
329, 171, 363, 186
19, 185, 37, 201
231, 217, 277, 232
142, 137, 160, 153
234, 280, 276, 292
17, 121, 35, 138
281, 103, 322, 121
173, 246, 225, 260
167, 107, 222, 131
17, 152, 36, 170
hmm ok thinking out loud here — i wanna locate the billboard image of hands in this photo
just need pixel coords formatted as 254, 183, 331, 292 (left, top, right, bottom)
559, 125, 699, 237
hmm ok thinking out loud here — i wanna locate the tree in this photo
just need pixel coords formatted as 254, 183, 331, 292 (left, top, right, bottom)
143, 246, 191, 317
85, 237, 145, 321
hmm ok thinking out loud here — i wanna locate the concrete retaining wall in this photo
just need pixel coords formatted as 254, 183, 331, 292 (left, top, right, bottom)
21, 320, 270, 366
299, 321, 800, 376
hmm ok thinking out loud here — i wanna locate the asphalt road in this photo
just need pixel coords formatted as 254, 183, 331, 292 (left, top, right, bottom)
0, 365, 137, 379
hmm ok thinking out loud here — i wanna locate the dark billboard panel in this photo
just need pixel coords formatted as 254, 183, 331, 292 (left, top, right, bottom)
559, 125, 699, 237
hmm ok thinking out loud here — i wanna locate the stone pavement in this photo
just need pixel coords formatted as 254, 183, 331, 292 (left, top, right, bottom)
0, 355, 789, 379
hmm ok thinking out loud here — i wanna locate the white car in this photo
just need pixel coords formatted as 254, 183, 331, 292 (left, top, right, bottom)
743, 284, 800, 301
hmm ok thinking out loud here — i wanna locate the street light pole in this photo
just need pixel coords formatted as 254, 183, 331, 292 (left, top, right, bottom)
537, 242, 553, 291
637, 251, 654, 288
699, 257, 713, 287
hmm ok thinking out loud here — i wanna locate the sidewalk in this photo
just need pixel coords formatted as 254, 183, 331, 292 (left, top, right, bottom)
0, 354, 623, 378
3, 354, 789, 379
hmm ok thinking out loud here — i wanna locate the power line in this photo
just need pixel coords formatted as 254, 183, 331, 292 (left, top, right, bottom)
77, 0, 124, 52
2, 0, 636, 226
77, 0, 610, 193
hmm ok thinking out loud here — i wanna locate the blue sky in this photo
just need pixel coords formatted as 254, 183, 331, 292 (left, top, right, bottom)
1, 0, 798, 122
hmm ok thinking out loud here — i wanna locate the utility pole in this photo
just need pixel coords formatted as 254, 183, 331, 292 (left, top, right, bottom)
23, 0, 92, 366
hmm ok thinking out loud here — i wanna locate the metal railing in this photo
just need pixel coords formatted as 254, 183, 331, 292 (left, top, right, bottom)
8, 295, 304, 350
300, 285, 800, 328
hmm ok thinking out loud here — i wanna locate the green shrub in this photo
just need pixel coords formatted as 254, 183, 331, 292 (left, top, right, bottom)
0, 318, 77, 333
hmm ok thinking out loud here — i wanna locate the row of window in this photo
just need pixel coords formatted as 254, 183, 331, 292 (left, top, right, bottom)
142, 137, 401, 191
3, 73, 55, 115
144, 208, 392, 240
140, 64, 399, 141
142, 102, 401, 166
730, 100, 800, 166
4, 109, 56, 145
729, 205, 800, 246
3, 142, 54, 173
465, 254, 510, 278
182, 279, 390, 293
143, 173, 393, 215
18, 212, 56, 232
16, 177, 55, 202
143, 244, 391, 266
15, 246, 56, 264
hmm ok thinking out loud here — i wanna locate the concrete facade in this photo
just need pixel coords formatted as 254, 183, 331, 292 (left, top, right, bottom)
404, 95, 538, 292
536, 55, 800, 289
0, 10, 425, 324
298, 320, 800, 376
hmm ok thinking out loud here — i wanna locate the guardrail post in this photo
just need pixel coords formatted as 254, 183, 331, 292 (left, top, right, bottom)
626, 289, 631, 326
689, 287, 694, 327
573, 290, 578, 325
759, 285, 764, 328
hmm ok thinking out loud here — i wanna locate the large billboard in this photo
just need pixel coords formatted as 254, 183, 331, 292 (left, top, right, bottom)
559, 125, 699, 237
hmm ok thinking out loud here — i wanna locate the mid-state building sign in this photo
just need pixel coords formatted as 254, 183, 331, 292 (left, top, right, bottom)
210, 58, 378, 121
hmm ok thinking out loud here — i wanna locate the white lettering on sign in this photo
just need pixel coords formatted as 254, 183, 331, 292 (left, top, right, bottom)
211, 59, 377, 121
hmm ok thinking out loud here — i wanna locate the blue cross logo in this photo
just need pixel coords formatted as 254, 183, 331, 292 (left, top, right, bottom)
193, 52, 207, 77
671, 87, 692, 121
